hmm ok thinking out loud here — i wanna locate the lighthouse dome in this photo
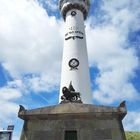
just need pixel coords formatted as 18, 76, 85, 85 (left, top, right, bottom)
59, 0, 90, 20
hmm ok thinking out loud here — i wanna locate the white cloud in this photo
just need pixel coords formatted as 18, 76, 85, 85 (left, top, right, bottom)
0, 101, 19, 121
123, 111, 140, 131
102, 0, 140, 32
0, 0, 63, 78
26, 74, 59, 92
0, 0, 139, 105
0, 87, 21, 101
0, 0, 64, 96
86, 0, 140, 104
6, 74, 59, 94
86, 26, 139, 103
7, 79, 25, 90
0, 0, 62, 133
0, 87, 22, 124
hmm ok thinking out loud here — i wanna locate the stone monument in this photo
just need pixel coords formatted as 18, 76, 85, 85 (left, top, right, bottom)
18, 0, 127, 140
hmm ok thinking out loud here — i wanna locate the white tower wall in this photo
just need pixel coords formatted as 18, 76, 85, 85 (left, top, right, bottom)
59, 0, 92, 104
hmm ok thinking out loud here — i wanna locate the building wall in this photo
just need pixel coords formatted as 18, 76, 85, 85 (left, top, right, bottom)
20, 117, 126, 140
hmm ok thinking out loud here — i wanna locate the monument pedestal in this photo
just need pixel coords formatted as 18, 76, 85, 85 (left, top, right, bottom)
19, 103, 127, 140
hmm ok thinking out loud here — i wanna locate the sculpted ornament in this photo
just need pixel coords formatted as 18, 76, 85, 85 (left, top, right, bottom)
61, 82, 82, 102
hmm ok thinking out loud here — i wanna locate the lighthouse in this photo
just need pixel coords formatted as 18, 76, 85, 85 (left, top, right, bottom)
59, 0, 92, 104
19, 1, 127, 139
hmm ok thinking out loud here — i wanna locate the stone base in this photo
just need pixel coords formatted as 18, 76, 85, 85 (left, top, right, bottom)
18, 103, 127, 140
60, 100, 83, 104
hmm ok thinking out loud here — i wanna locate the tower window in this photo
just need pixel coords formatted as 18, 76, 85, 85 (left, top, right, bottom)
71, 11, 77, 16
65, 130, 77, 140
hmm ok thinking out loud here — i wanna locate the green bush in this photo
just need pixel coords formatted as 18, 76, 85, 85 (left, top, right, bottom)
125, 132, 140, 140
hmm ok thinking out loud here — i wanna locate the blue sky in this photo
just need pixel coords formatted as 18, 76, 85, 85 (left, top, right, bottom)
0, 0, 140, 139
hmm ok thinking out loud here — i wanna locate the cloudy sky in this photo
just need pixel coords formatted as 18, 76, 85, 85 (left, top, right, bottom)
0, 0, 140, 139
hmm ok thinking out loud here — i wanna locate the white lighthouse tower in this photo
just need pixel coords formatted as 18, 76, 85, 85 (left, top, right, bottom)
59, 0, 92, 104
19, 1, 127, 139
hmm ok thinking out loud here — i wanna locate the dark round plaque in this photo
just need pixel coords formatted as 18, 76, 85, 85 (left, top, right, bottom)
69, 58, 79, 69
